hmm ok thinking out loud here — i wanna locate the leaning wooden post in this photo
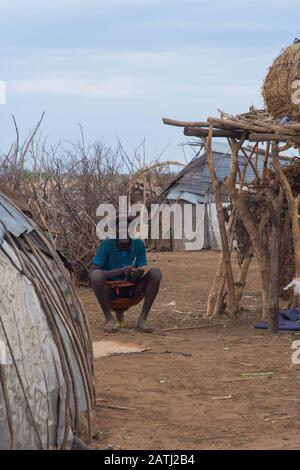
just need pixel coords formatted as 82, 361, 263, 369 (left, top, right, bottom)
272, 144, 300, 313
268, 212, 280, 332
206, 254, 225, 317
272, 145, 300, 279
262, 142, 270, 179
235, 246, 254, 305
206, 209, 237, 317
208, 137, 257, 318
205, 125, 237, 321
226, 165, 270, 321
265, 186, 284, 332
212, 215, 239, 317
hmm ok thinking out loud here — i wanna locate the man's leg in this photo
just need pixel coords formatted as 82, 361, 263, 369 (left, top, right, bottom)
90, 269, 117, 332
135, 268, 162, 332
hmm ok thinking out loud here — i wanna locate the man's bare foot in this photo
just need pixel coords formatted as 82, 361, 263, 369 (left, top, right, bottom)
104, 319, 117, 332
136, 321, 155, 333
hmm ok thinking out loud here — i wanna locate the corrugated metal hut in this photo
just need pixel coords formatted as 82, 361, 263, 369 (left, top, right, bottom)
160, 142, 265, 251
0, 189, 95, 449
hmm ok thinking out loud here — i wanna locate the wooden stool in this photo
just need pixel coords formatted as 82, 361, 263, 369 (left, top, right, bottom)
106, 280, 145, 327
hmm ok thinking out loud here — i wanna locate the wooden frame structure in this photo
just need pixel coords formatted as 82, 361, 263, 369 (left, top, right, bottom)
163, 108, 300, 332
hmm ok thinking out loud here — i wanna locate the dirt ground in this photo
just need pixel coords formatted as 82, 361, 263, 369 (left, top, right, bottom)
80, 251, 300, 450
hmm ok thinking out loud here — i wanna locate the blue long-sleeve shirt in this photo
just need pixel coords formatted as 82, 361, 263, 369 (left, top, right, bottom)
92, 238, 147, 279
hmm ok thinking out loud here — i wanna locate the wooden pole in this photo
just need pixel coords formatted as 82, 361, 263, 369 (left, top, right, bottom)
265, 187, 284, 332
205, 125, 237, 322
163, 117, 210, 128
226, 171, 270, 320
262, 142, 271, 179
206, 211, 237, 318
272, 145, 300, 279
235, 247, 254, 305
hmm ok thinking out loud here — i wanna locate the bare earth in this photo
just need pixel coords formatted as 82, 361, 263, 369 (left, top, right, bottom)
80, 251, 300, 450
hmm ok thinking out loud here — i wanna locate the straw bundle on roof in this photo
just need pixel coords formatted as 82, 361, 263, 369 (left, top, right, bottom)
263, 40, 300, 120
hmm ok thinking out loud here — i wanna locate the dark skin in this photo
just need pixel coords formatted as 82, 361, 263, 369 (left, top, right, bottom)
90, 238, 162, 332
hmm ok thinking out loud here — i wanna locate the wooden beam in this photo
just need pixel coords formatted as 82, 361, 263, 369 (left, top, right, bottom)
163, 117, 209, 128
249, 133, 300, 143
184, 127, 244, 139
283, 123, 300, 131
207, 117, 273, 134
251, 119, 297, 136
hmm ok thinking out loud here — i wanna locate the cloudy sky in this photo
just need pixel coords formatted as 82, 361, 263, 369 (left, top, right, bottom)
0, 0, 298, 161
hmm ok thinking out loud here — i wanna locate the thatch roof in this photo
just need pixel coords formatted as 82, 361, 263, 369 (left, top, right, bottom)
263, 40, 300, 120
0, 190, 95, 449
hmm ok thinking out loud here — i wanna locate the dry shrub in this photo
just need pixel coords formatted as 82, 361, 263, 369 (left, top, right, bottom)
0, 117, 174, 281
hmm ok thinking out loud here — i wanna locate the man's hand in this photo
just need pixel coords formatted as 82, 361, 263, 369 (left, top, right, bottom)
121, 265, 134, 276
127, 267, 145, 282
120, 266, 145, 281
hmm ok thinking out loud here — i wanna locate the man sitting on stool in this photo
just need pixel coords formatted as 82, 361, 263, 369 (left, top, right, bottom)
90, 216, 162, 333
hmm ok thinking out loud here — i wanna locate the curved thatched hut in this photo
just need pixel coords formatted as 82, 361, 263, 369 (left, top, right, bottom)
263, 40, 300, 120
0, 189, 95, 449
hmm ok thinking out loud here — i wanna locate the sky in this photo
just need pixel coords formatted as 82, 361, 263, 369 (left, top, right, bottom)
0, 0, 299, 162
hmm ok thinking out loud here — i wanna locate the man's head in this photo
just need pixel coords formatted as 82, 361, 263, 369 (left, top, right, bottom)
114, 214, 134, 246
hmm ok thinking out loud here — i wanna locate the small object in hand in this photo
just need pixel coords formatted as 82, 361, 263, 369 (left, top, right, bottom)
126, 267, 145, 282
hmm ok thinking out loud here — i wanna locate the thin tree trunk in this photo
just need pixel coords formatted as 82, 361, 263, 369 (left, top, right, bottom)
268, 222, 280, 332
